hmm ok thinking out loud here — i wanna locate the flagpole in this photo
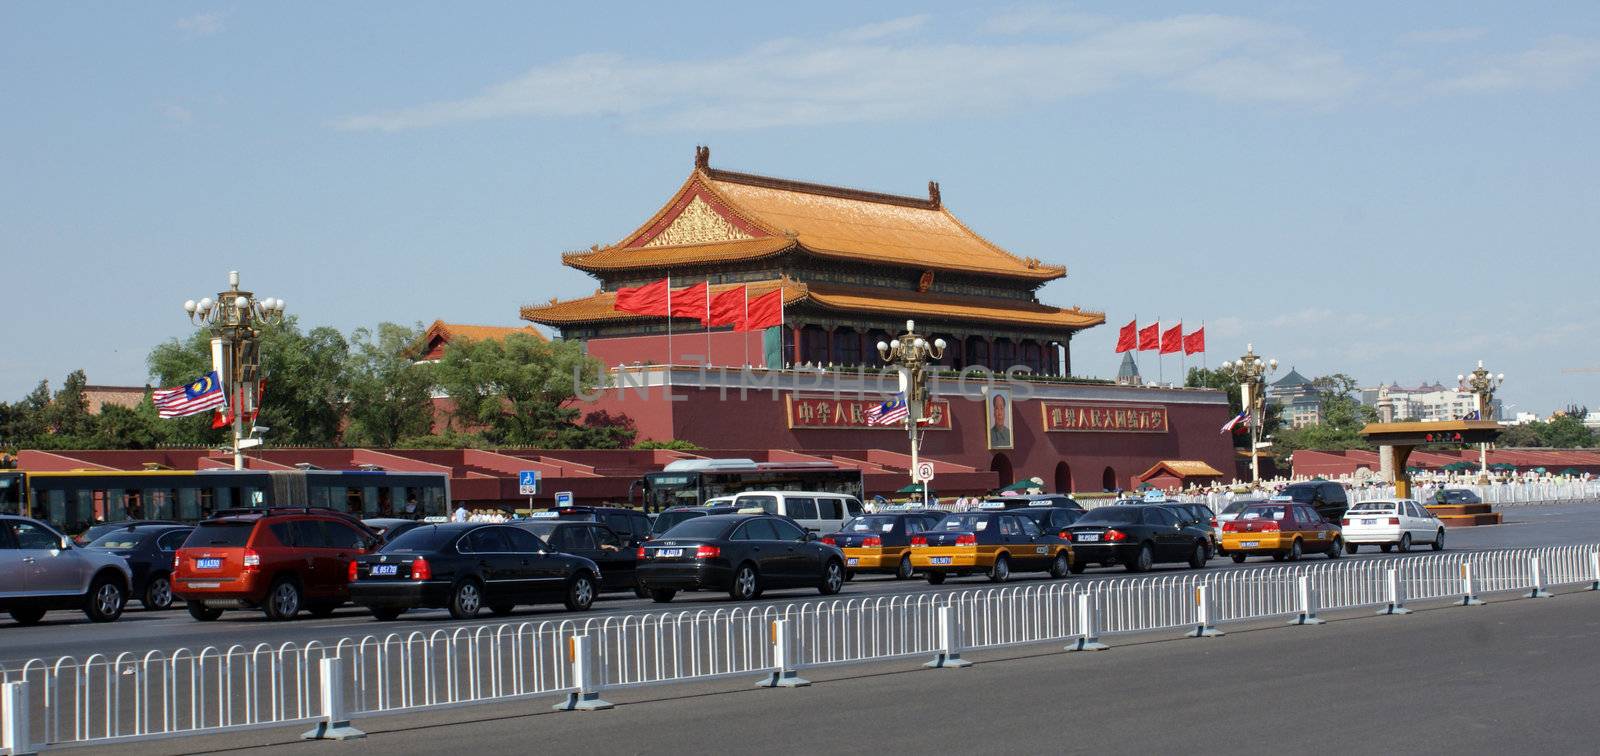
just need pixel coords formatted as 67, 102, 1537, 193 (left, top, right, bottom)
1156, 315, 1162, 386
1180, 321, 1186, 385
1202, 320, 1207, 370
666, 274, 673, 367
742, 285, 750, 368
704, 278, 711, 367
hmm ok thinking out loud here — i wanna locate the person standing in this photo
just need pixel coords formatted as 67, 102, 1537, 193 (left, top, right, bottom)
452, 502, 469, 523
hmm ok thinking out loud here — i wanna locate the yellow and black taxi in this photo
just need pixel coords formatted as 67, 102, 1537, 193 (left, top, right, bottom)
909, 511, 1073, 584
1066, 503, 1213, 573
821, 507, 946, 580
1220, 500, 1343, 562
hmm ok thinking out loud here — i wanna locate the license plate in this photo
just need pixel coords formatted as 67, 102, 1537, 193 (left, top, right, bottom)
1241, 541, 1259, 548
846, 558, 859, 566
371, 564, 398, 576
657, 548, 683, 558
930, 557, 952, 565
195, 558, 221, 570
1077, 534, 1100, 542
187, 581, 220, 589
1362, 519, 1376, 525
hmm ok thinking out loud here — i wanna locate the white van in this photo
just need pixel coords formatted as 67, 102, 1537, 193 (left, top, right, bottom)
728, 491, 865, 534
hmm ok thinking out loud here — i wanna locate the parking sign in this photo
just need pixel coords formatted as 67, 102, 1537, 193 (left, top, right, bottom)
518, 470, 540, 496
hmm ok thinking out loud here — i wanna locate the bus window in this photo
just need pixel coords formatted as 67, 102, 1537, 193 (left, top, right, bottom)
149, 488, 175, 520
178, 487, 201, 520
123, 489, 144, 520
423, 486, 445, 517
366, 486, 382, 517
0, 473, 22, 515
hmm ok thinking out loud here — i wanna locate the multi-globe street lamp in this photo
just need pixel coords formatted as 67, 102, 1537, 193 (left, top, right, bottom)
1220, 344, 1277, 484
876, 320, 946, 503
182, 271, 286, 470
1458, 360, 1505, 478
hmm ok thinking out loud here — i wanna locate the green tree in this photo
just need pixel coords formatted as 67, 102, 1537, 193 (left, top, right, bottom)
1496, 422, 1543, 447
433, 334, 633, 448
147, 317, 350, 445
1273, 373, 1377, 451
634, 439, 701, 450
41, 370, 98, 443
343, 323, 436, 446
0, 380, 52, 449
94, 396, 167, 449
1541, 415, 1597, 448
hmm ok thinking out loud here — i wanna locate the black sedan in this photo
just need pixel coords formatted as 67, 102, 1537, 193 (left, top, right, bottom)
84, 523, 193, 610
1066, 505, 1211, 573
515, 520, 645, 596
349, 523, 602, 620
637, 514, 845, 602
648, 504, 741, 539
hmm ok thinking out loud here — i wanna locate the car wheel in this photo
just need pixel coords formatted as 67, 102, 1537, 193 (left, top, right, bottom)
1380, 543, 1393, 553
264, 578, 303, 621
649, 588, 677, 603
143, 574, 174, 610
819, 560, 844, 595
1432, 529, 1445, 551
729, 564, 760, 601
1230, 553, 1247, 564
1398, 533, 1412, 553
187, 602, 223, 621
1187, 543, 1207, 570
1126, 544, 1153, 573
8, 608, 46, 626
84, 574, 127, 623
896, 554, 915, 580
926, 571, 946, 585
1069, 559, 1087, 574
988, 554, 1011, 583
1345, 541, 1359, 555
1326, 537, 1343, 559
564, 572, 596, 611
370, 607, 404, 621
1287, 540, 1303, 562
448, 579, 482, 619
1049, 552, 1071, 579
634, 586, 651, 599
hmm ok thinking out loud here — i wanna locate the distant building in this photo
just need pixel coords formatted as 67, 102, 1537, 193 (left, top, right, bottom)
412, 320, 546, 363
1360, 381, 1498, 422
1268, 368, 1323, 428
82, 385, 148, 414
1116, 352, 1142, 386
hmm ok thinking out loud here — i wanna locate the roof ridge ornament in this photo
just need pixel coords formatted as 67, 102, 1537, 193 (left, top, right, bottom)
928, 181, 941, 209
694, 145, 710, 170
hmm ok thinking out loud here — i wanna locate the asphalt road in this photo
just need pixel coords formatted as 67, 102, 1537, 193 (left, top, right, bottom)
122, 583, 1600, 755
6, 502, 1599, 665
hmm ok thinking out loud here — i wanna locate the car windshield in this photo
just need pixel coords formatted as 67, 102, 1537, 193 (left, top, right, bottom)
842, 516, 898, 533
1282, 487, 1316, 503
659, 518, 731, 540
87, 531, 148, 549
1076, 508, 1141, 525
934, 514, 990, 531
187, 522, 254, 547
652, 510, 706, 535
1349, 502, 1398, 513
1220, 500, 1260, 515
380, 526, 459, 553
1239, 505, 1288, 521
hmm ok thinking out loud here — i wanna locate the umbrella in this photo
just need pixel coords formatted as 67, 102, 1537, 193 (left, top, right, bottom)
1490, 463, 1516, 472
1534, 467, 1548, 474
896, 483, 925, 494
1442, 461, 1475, 472
998, 479, 1036, 493
1559, 468, 1582, 476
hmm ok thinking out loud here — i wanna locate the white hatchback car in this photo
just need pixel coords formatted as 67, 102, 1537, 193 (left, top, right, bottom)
1339, 499, 1445, 554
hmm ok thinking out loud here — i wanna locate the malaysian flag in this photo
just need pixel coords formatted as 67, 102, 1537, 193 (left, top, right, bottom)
867, 394, 908, 426
153, 371, 228, 419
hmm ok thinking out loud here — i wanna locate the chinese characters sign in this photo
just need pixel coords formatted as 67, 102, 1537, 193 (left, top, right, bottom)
1042, 402, 1169, 433
787, 396, 953, 430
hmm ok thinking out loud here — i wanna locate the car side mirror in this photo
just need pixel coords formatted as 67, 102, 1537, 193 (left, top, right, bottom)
804, 532, 818, 542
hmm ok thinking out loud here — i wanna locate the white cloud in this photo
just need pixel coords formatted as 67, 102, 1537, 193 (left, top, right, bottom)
333, 12, 1361, 132
982, 6, 1111, 36
175, 12, 226, 37
1440, 35, 1600, 93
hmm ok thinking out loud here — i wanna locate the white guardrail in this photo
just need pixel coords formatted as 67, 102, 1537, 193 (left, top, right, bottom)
1165, 480, 1600, 512
3, 544, 1599, 752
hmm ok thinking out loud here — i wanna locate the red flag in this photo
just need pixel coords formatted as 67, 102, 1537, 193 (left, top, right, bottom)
211, 407, 233, 429
669, 282, 709, 322
1184, 327, 1205, 355
1115, 319, 1137, 353
708, 286, 746, 327
1160, 323, 1183, 354
740, 289, 784, 331
613, 278, 669, 315
1137, 322, 1160, 351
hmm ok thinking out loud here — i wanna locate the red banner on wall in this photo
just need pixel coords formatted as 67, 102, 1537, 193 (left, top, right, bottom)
787, 396, 953, 430
1042, 402, 1169, 433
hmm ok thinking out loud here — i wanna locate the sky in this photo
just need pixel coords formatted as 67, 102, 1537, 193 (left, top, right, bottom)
3, 1, 1598, 415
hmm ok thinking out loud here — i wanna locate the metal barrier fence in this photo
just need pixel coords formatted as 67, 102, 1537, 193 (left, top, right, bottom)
1167, 480, 1600, 512
4, 544, 1599, 752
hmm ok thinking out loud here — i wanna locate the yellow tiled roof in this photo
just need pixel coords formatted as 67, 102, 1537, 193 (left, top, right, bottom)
561, 165, 1066, 281
1139, 460, 1226, 480
521, 280, 1102, 330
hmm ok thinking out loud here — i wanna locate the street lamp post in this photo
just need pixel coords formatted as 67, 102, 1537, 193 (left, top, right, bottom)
183, 271, 286, 470
1220, 344, 1278, 485
1458, 361, 1505, 479
877, 320, 946, 504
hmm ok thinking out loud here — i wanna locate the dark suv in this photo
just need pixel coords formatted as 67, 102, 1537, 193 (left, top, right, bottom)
1275, 481, 1350, 521
526, 506, 653, 545
172, 509, 381, 621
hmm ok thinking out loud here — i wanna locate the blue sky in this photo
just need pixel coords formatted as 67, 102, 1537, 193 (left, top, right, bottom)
4, 2, 1598, 415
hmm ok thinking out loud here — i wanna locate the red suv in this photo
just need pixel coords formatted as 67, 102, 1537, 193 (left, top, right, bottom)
173, 509, 381, 621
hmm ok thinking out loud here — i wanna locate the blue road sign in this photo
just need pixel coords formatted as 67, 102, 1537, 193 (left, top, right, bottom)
554, 491, 574, 507
518, 470, 541, 496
